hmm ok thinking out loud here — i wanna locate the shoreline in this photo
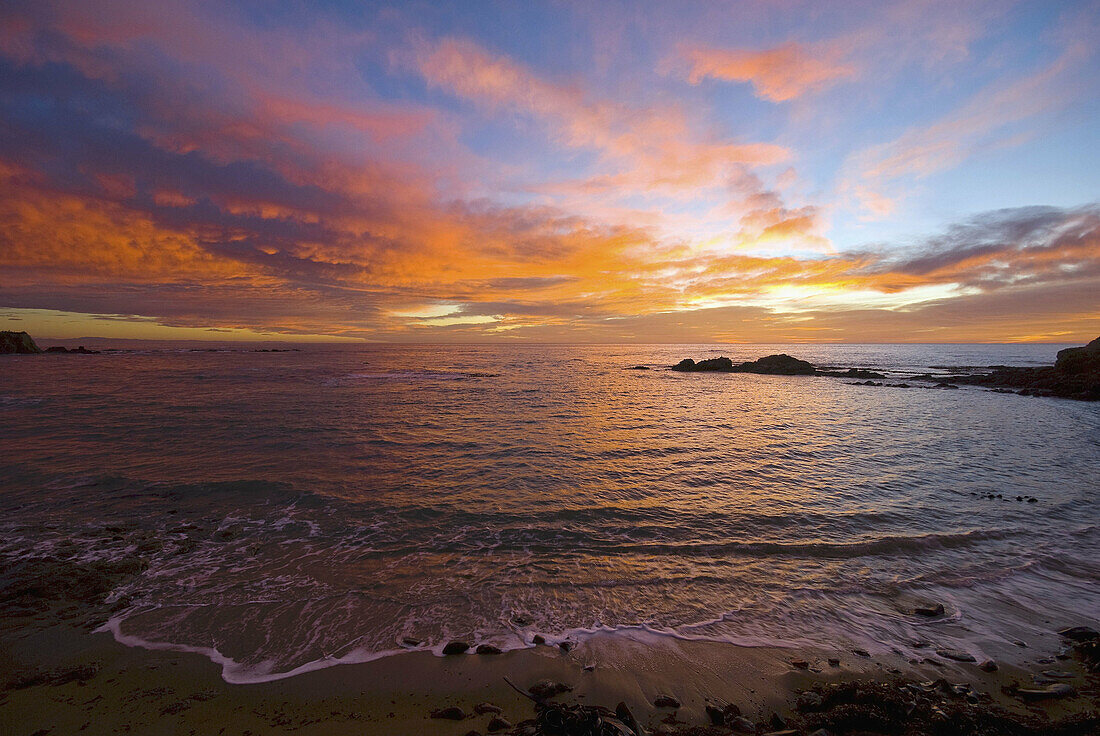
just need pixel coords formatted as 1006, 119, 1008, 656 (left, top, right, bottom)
3, 611, 1097, 735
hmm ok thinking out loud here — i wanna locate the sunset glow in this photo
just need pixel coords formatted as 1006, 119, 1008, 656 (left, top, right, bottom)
1, 1, 1098, 342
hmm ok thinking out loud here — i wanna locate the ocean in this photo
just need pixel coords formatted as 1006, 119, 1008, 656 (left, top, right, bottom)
2, 343, 1097, 682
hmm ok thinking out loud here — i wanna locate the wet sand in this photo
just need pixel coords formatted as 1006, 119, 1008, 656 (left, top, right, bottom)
2, 608, 1097, 736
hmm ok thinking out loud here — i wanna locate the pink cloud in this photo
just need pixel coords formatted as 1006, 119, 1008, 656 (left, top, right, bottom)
680, 42, 856, 101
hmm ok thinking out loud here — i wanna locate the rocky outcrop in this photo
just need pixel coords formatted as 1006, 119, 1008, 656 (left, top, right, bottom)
672, 354, 815, 375
44, 345, 100, 354
0, 330, 42, 354
920, 335, 1100, 401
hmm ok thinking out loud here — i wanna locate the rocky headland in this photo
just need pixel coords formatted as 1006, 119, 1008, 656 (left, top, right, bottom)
0, 330, 42, 354
909, 336, 1100, 401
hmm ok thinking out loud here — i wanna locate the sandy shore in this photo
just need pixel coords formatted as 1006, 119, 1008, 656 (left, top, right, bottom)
2, 608, 1097, 736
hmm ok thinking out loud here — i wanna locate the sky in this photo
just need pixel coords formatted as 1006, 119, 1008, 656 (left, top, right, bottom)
1, 0, 1098, 343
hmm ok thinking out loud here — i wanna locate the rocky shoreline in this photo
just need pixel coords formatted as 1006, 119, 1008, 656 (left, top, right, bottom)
670, 335, 1100, 401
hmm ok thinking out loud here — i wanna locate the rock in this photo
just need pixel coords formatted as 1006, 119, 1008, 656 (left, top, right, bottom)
791, 659, 809, 669
528, 680, 572, 700
628, 365, 650, 370
796, 691, 823, 711
400, 637, 421, 647
728, 716, 756, 733
733, 354, 815, 375
558, 640, 574, 652
936, 648, 976, 662
819, 368, 886, 379
474, 702, 503, 715
486, 716, 512, 732
978, 659, 998, 672
1015, 683, 1075, 700
442, 641, 470, 655
475, 644, 502, 655
914, 335, 1100, 401
768, 712, 786, 730
828, 657, 840, 667
672, 356, 733, 372
914, 603, 945, 617
671, 354, 816, 375
1040, 670, 1075, 678
1058, 626, 1099, 641
652, 694, 680, 708
705, 705, 725, 725
852, 648, 871, 658
532, 634, 546, 645
615, 702, 641, 734
0, 331, 42, 354
431, 706, 466, 720
1055, 336, 1100, 374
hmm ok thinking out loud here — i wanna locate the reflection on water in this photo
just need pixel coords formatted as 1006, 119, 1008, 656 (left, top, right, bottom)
1, 343, 1097, 682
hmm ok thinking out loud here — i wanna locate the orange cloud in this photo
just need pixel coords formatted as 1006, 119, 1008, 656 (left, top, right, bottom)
680, 42, 856, 101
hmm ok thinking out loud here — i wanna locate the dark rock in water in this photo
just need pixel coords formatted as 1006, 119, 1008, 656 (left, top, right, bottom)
486, 715, 512, 732
672, 353, 815, 375
827, 657, 840, 667
936, 648, 976, 662
627, 365, 650, 370
400, 637, 421, 647
791, 659, 809, 669
1055, 336, 1100, 374
978, 659, 998, 672
0, 330, 42, 354
672, 356, 733, 372
528, 679, 572, 700
819, 368, 886, 379
558, 640, 574, 652
734, 354, 815, 375
532, 634, 546, 645
1058, 626, 1099, 641
652, 694, 680, 708
442, 641, 470, 655
914, 603, 945, 617
914, 335, 1100, 401
706, 705, 725, 725
474, 702, 503, 715
431, 706, 466, 719
769, 712, 787, 730
852, 648, 870, 658
476, 644, 502, 655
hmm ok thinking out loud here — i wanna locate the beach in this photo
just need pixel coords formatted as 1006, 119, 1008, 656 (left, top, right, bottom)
2, 605, 1097, 735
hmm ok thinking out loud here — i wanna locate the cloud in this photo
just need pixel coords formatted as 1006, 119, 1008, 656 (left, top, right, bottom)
412, 37, 789, 205
0, 2, 1096, 344
679, 42, 856, 101
842, 24, 1096, 218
